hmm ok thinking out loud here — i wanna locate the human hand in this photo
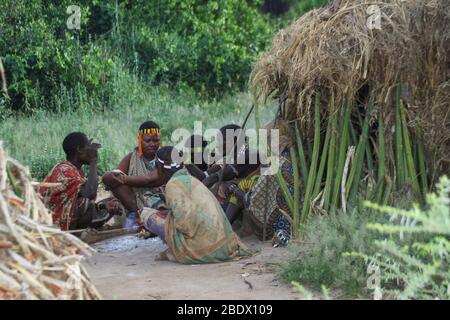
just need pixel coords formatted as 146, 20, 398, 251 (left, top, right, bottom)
226, 182, 245, 202
202, 172, 219, 188
86, 139, 101, 164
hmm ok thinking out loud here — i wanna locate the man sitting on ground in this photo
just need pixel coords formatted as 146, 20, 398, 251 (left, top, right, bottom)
139, 146, 251, 264
202, 124, 247, 209
39, 132, 119, 231
210, 120, 297, 247
102, 121, 163, 227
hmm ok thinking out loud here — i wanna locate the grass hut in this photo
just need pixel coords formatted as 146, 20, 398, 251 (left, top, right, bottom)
250, 0, 449, 230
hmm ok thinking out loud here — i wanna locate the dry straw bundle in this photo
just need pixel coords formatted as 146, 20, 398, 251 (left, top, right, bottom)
250, 0, 449, 177
0, 142, 101, 300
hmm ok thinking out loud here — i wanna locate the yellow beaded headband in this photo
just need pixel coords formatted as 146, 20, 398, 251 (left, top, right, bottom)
139, 128, 160, 135
138, 128, 160, 158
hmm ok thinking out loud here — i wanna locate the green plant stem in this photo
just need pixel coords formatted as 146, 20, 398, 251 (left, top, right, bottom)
331, 99, 352, 209
375, 115, 385, 203
300, 94, 321, 230
291, 147, 300, 238
395, 86, 405, 189
417, 139, 428, 199
346, 96, 373, 205
323, 97, 337, 211
295, 122, 309, 185
399, 100, 421, 198
313, 119, 331, 198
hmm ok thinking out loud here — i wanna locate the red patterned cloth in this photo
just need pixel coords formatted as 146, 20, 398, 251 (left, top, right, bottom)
39, 161, 86, 230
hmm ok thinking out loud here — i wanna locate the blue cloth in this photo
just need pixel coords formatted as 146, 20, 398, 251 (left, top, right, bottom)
145, 213, 166, 242
272, 214, 291, 240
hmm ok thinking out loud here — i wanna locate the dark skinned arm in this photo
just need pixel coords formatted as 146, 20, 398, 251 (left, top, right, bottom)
79, 142, 100, 200
117, 153, 132, 174
79, 160, 98, 200
206, 164, 222, 175
185, 164, 205, 181
225, 203, 242, 224
102, 153, 132, 189
202, 165, 238, 188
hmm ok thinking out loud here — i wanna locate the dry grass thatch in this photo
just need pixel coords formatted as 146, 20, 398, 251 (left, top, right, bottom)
0, 142, 101, 300
250, 0, 449, 176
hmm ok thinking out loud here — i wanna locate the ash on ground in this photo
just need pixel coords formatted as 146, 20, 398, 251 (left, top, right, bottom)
92, 235, 166, 254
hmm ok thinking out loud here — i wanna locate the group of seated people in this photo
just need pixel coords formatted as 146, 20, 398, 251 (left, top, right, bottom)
38, 120, 296, 264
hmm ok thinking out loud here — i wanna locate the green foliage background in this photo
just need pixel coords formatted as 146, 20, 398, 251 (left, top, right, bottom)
0, 0, 330, 115
0, 0, 294, 115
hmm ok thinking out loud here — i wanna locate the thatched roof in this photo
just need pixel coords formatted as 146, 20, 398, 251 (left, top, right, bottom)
250, 0, 449, 174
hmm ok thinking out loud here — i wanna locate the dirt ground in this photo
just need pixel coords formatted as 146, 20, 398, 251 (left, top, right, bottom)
83, 234, 300, 300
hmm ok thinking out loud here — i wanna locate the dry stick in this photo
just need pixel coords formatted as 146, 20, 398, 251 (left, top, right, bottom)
395, 86, 405, 189
9, 261, 55, 299
7, 156, 31, 177
0, 193, 31, 256
79, 263, 102, 298
341, 146, 355, 214
40, 275, 73, 291
33, 215, 51, 249
9, 250, 36, 272
30, 182, 62, 188
17, 214, 93, 255
0, 265, 22, 290
0, 269, 22, 291
21, 237, 59, 261
1, 144, 100, 299
18, 234, 94, 299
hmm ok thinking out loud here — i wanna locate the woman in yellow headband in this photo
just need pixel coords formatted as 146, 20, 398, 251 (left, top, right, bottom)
102, 121, 163, 229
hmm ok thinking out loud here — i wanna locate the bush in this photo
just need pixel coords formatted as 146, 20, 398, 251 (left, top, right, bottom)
280, 176, 450, 299
112, 0, 274, 95
280, 207, 387, 297
359, 176, 450, 300
0, 0, 325, 114
0, 0, 120, 113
